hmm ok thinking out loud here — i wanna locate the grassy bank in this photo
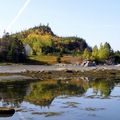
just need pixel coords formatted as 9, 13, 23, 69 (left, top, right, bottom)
0, 55, 75, 65
28, 55, 57, 64
27, 55, 82, 65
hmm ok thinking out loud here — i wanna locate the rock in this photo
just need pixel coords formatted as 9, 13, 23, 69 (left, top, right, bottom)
116, 64, 120, 67
0, 107, 15, 117
81, 60, 96, 67
66, 70, 73, 73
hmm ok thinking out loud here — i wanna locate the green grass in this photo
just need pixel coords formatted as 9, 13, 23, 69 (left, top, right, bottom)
28, 55, 57, 64
0, 55, 83, 65
28, 55, 83, 65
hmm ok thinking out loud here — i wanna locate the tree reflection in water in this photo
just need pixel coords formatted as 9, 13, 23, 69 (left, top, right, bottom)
0, 81, 30, 108
25, 79, 89, 107
90, 79, 115, 97
0, 77, 120, 108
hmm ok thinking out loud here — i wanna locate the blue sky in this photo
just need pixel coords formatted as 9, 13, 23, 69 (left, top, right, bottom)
0, 0, 120, 50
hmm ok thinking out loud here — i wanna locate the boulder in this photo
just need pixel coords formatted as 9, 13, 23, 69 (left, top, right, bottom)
81, 60, 96, 67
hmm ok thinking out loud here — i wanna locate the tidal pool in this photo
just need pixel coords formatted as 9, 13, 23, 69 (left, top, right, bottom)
0, 77, 120, 120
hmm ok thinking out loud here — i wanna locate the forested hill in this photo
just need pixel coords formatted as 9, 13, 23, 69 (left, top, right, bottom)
13, 25, 55, 38
0, 25, 119, 64
12, 25, 91, 56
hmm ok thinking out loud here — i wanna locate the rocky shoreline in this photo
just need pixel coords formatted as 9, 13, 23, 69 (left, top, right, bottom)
0, 64, 120, 73
0, 64, 120, 81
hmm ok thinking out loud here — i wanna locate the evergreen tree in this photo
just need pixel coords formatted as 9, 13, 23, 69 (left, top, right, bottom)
0, 33, 25, 62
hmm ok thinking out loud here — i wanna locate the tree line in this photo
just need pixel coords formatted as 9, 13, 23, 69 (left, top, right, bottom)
0, 33, 25, 62
83, 42, 120, 64
0, 25, 119, 64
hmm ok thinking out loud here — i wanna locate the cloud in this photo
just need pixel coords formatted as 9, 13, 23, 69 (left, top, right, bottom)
6, 0, 31, 32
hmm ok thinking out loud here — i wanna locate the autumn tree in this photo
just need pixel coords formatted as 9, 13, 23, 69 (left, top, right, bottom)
92, 45, 99, 60
98, 43, 110, 61
83, 48, 91, 60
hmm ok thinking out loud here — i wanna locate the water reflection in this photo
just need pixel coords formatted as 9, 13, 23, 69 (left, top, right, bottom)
0, 77, 120, 108
25, 79, 89, 106
27, 79, 120, 107
0, 81, 30, 108
90, 79, 115, 97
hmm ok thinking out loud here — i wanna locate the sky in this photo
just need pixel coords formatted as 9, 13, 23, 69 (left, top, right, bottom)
0, 0, 120, 51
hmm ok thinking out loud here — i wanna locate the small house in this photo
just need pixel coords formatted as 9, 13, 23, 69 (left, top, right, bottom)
24, 44, 33, 56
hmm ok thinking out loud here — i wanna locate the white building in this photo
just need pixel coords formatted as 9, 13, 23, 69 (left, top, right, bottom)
24, 44, 33, 56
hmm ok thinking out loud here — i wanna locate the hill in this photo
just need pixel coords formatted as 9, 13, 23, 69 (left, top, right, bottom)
12, 25, 91, 56
1, 24, 119, 64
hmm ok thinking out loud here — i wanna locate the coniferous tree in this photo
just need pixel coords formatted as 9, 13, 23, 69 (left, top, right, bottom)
0, 32, 25, 62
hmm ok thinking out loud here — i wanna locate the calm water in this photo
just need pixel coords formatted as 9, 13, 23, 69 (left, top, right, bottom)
0, 77, 120, 120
